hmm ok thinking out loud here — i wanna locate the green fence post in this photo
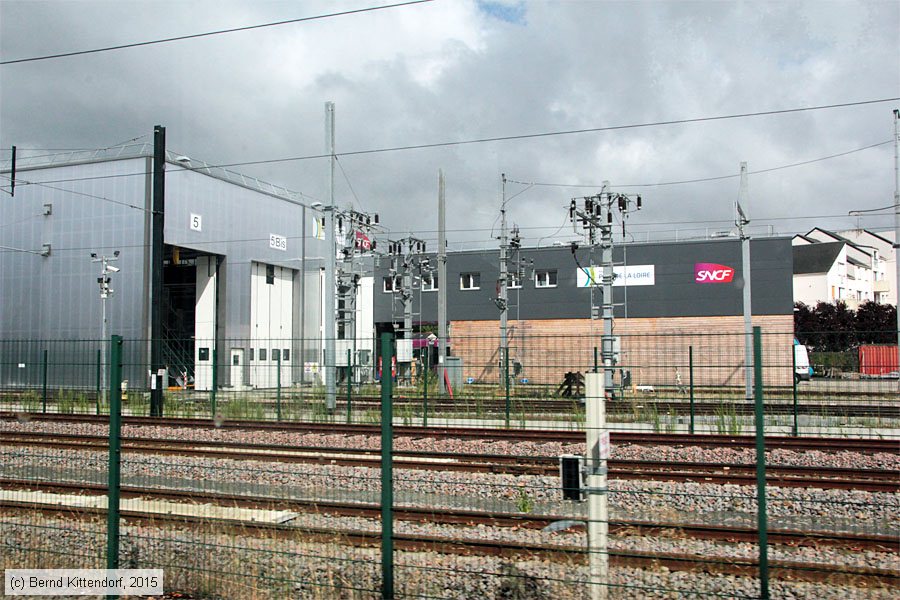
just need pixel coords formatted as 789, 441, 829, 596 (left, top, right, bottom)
96, 349, 101, 415
380, 333, 394, 600
107, 335, 123, 577
593, 346, 598, 373
423, 349, 429, 428
504, 348, 511, 428
753, 327, 769, 599
277, 351, 282, 422
346, 349, 352, 424
41, 349, 48, 414
791, 344, 798, 437
689, 346, 695, 434
210, 348, 217, 419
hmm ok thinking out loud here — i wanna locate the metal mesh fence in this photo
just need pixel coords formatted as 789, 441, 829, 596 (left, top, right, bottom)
1, 331, 896, 437
1, 331, 897, 598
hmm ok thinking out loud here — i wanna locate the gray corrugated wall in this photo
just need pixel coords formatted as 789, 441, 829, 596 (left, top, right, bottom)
1, 157, 327, 388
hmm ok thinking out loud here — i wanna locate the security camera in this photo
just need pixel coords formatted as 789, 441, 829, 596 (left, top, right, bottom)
90, 253, 97, 258
310, 202, 323, 209
106, 265, 120, 273
113, 250, 120, 257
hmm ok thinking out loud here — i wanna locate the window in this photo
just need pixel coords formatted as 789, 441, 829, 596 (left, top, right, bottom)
249, 348, 254, 361
508, 272, 522, 289
266, 264, 275, 285
272, 348, 281, 362
283, 349, 290, 361
460, 272, 480, 290
422, 273, 438, 291
535, 269, 557, 288
383, 275, 401, 293
259, 348, 267, 361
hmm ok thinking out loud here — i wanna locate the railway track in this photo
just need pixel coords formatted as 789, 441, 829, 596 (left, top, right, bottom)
335, 394, 900, 418
0, 487, 895, 587
2, 411, 897, 453
2, 431, 897, 492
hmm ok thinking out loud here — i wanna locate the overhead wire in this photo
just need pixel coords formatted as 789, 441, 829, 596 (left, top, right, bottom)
506, 140, 894, 189
2, 103, 895, 190
0, 0, 435, 65
335, 155, 366, 212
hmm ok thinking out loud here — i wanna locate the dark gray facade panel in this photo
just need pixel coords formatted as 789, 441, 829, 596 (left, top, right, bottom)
373, 237, 793, 323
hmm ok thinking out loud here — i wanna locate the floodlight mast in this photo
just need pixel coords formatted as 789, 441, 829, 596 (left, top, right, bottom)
92, 252, 120, 404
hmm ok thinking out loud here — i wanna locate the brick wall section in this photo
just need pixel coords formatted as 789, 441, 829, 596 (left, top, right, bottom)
450, 315, 794, 387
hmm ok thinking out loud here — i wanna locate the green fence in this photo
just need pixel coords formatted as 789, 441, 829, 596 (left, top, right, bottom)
1, 330, 897, 598
1, 331, 897, 437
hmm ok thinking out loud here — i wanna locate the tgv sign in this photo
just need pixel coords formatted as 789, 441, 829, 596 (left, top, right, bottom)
694, 263, 735, 283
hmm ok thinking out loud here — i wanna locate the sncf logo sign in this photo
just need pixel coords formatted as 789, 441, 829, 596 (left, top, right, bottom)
694, 263, 735, 284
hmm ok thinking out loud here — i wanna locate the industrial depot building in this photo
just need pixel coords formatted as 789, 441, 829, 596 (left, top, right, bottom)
1, 145, 331, 390
373, 238, 795, 387
2, 145, 795, 391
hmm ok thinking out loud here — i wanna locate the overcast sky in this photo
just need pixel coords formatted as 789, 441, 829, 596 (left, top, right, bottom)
2, 0, 898, 250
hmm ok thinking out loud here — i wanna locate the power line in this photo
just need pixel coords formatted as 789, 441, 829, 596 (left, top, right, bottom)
3, 177, 151, 213
507, 140, 894, 189
0, 0, 435, 65
335, 155, 366, 212
849, 203, 899, 214
207, 98, 900, 169
5, 101, 896, 192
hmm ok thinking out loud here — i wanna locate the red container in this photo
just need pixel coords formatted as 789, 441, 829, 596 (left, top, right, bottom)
858, 345, 899, 376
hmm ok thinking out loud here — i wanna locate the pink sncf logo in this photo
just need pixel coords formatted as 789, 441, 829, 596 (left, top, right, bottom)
694, 263, 735, 283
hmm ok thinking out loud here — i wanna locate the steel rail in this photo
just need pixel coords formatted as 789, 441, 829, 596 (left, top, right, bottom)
2, 431, 897, 492
0, 493, 895, 587
2, 412, 897, 452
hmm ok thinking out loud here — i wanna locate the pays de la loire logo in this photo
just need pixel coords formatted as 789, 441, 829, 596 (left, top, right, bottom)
694, 263, 735, 283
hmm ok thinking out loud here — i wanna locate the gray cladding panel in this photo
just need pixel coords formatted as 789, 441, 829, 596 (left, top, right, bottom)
1, 158, 148, 340
165, 168, 326, 341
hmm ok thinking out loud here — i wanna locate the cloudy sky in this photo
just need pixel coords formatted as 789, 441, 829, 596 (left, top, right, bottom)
1, 0, 898, 250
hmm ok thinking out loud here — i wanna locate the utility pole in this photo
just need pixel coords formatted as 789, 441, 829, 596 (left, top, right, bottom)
388, 237, 427, 385
437, 171, 448, 393
92, 251, 120, 404
324, 102, 337, 412
737, 162, 753, 401
336, 209, 380, 383
568, 186, 642, 600
498, 174, 509, 386
149, 125, 165, 417
893, 109, 899, 387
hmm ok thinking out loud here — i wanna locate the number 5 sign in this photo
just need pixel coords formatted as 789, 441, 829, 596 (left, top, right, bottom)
269, 234, 287, 251
190, 213, 202, 232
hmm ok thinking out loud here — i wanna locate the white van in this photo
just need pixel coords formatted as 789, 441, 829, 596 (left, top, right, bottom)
793, 339, 812, 382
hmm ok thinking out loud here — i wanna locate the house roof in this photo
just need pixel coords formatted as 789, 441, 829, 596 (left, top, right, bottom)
793, 241, 844, 274
838, 228, 894, 247
806, 227, 871, 255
